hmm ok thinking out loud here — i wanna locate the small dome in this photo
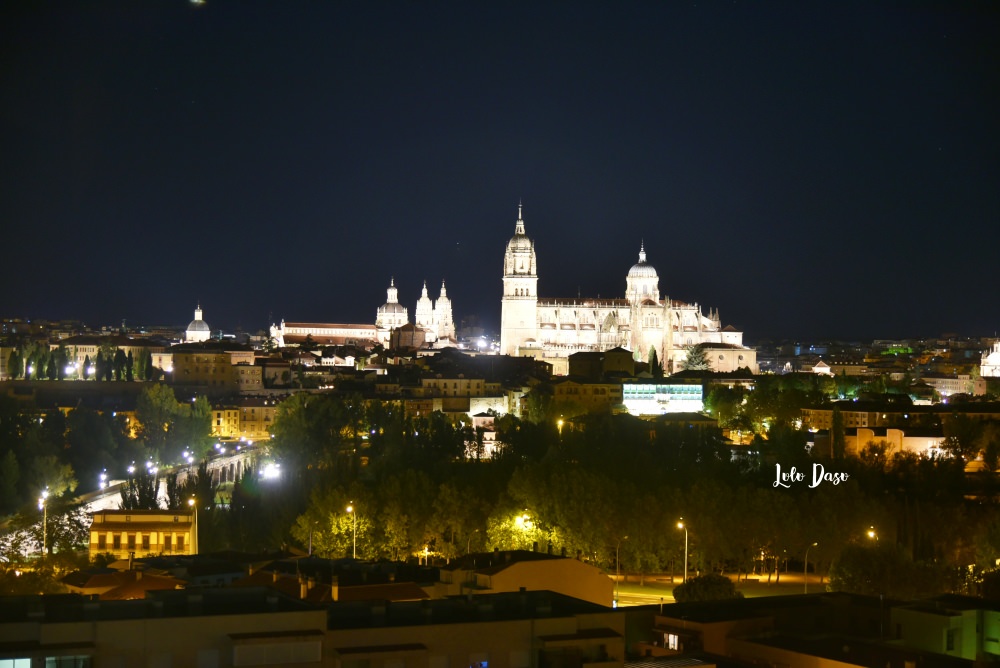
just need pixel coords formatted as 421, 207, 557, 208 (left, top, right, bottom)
379, 303, 406, 314
507, 204, 534, 252
187, 319, 210, 331
628, 244, 658, 278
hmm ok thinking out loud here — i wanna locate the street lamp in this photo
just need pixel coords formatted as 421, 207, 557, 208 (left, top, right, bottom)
466, 529, 479, 555
867, 526, 878, 541
187, 497, 199, 555
615, 535, 629, 605
804, 542, 818, 594
38, 489, 49, 556
677, 519, 688, 583
347, 503, 357, 559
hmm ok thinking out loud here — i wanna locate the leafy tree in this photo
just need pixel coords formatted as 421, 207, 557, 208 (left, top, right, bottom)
82, 354, 91, 380
0, 450, 20, 514
673, 573, 744, 602
828, 542, 950, 600
126, 351, 134, 382
7, 349, 22, 379
65, 408, 119, 491
113, 349, 126, 382
649, 347, 663, 378
681, 344, 711, 371
119, 471, 161, 510
831, 406, 846, 458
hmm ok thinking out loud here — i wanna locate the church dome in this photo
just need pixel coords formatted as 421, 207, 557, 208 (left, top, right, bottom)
379, 302, 406, 314
186, 304, 211, 342
628, 243, 658, 279
506, 204, 534, 252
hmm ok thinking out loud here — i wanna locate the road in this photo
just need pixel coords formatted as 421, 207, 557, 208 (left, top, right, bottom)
614, 573, 827, 607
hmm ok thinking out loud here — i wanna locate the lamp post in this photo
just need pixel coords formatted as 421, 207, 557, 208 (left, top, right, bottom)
187, 497, 199, 555
867, 526, 878, 542
466, 529, 479, 555
38, 489, 49, 556
615, 535, 629, 605
347, 503, 357, 559
677, 519, 688, 583
804, 542, 818, 594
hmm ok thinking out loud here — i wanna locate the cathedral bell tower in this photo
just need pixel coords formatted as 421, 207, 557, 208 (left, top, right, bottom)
500, 204, 538, 356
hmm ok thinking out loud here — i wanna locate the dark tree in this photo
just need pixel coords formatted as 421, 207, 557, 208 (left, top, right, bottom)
673, 573, 744, 602
119, 471, 161, 510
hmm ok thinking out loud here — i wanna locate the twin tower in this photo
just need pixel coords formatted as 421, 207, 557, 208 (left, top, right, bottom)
376, 279, 455, 343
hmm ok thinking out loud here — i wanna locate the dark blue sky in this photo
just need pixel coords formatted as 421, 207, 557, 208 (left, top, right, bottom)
2, 1, 997, 341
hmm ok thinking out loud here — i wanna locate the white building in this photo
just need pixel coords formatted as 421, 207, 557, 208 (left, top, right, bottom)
982, 340, 1000, 378
499, 205, 755, 374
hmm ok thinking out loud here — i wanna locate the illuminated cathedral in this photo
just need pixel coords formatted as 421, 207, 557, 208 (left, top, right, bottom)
499, 205, 755, 374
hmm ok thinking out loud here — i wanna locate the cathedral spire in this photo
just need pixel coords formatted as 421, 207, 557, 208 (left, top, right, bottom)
421, 280, 429, 297
515, 202, 525, 236
440, 280, 448, 297
638, 241, 646, 264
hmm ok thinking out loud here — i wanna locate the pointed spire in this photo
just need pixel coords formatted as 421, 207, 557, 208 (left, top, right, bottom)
515, 202, 525, 236
421, 281, 429, 298
440, 280, 447, 297
638, 240, 647, 264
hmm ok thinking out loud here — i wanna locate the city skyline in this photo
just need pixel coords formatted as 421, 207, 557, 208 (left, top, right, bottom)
2, 2, 997, 340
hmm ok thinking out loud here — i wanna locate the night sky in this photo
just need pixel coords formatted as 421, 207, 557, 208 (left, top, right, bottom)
2, 2, 998, 342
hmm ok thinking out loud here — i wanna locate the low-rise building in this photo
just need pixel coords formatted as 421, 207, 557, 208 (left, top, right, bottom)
434, 550, 614, 608
89, 509, 198, 561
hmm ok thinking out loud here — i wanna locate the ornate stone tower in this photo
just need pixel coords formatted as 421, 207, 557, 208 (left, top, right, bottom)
434, 280, 455, 340
415, 281, 434, 331
376, 278, 408, 331
500, 204, 538, 356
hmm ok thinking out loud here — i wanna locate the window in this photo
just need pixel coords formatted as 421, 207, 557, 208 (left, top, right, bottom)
667, 633, 679, 651
177, 535, 185, 551
98, 535, 106, 551
113, 534, 122, 550
142, 534, 150, 551
164, 535, 172, 551
947, 629, 956, 651
127, 534, 136, 550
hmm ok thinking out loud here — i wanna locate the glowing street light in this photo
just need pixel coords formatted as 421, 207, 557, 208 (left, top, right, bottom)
188, 497, 199, 555
867, 526, 878, 541
347, 503, 357, 559
804, 542, 818, 594
615, 535, 629, 606
38, 489, 49, 556
677, 519, 689, 584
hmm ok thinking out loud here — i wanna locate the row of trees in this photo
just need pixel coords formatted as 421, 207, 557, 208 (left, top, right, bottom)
4, 376, 1000, 602
258, 392, 1000, 601
5, 344, 156, 382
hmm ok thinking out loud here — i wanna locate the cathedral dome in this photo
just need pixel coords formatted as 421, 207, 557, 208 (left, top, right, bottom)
186, 304, 211, 342
627, 244, 658, 279
379, 302, 406, 314
506, 204, 533, 252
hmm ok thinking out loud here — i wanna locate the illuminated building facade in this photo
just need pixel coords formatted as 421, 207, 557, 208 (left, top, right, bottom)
89, 509, 197, 560
500, 205, 755, 375
982, 340, 1000, 377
